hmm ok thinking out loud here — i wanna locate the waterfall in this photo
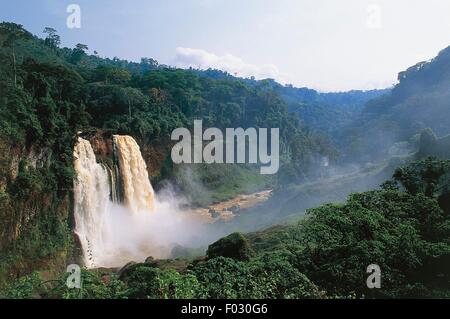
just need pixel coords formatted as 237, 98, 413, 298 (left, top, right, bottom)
105, 165, 120, 203
113, 135, 155, 213
73, 135, 162, 268
73, 137, 111, 268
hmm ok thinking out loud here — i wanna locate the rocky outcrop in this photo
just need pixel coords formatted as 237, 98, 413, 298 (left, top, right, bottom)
0, 140, 74, 286
89, 131, 114, 160
0, 144, 57, 246
206, 232, 253, 261
139, 138, 173, 178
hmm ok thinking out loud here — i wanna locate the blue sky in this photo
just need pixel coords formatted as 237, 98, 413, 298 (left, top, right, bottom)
2, 0, 450, 91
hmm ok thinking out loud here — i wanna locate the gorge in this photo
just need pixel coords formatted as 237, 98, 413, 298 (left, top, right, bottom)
1, 21, 449, 299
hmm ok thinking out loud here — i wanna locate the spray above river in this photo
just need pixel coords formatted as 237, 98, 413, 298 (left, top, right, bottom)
73, 135, 206, 268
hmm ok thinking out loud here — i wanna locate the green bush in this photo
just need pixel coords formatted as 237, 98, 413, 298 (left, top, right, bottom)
0, 272, 43, 299
191, 255, 321, 299
119, 264, 201, 299
48, 269, 127, 299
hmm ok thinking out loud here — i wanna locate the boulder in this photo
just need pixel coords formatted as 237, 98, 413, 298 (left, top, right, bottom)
209, 208, 221, 219
206, 232, 253, 261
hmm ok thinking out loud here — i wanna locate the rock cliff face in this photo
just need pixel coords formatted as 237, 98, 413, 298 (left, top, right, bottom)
0, 144, 52, 246
89, 131, 115, 160
140, 140, 172, 178
0, 141, 75, 286
0, 129, 172, 285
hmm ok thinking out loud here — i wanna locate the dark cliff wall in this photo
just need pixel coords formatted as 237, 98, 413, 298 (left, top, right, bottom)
0, 141, 79, 287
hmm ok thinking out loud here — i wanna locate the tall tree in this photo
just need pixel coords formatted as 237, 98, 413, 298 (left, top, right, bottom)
43, 27, 61, 49
0, 22, 31, 87
70, 43, 89, 65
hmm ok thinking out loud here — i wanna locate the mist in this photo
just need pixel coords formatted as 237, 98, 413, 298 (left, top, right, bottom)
83, 187, 213, 268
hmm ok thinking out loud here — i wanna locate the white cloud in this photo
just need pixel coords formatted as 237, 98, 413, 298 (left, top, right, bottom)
173, 47, 287, 82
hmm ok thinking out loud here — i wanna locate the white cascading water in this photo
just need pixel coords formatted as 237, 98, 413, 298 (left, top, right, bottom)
73, 137, 111, 268
113, 135, 155, 213
73, 135, 206, 268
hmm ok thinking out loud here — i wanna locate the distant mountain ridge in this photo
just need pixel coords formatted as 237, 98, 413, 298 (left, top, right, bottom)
192, 69, 390, 135
338, 45, 450, 162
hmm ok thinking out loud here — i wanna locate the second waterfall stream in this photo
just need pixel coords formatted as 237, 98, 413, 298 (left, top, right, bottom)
73, 135, 203, 268
113, 135, 155, 214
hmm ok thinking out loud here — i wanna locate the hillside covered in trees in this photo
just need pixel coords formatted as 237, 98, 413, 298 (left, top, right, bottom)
2, 157, 449, 299
0, 22, 449, 299
0, 22, 335, 287
338, 45, 450, 163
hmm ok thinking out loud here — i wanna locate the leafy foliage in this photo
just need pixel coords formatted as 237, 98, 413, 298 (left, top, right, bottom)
4, 160, 450, 299
0, 272, 43, 299
295, 158, 450, 298
1, 22, 450, 300
119, 264, 200, 299
0, 22, 337, 293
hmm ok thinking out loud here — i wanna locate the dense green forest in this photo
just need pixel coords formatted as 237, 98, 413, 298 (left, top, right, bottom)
0, 22, 332, 287
2, 157, 449, 298
259, 80, 389, 136
1, 22, 449, 299
193, 69, 389, 136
